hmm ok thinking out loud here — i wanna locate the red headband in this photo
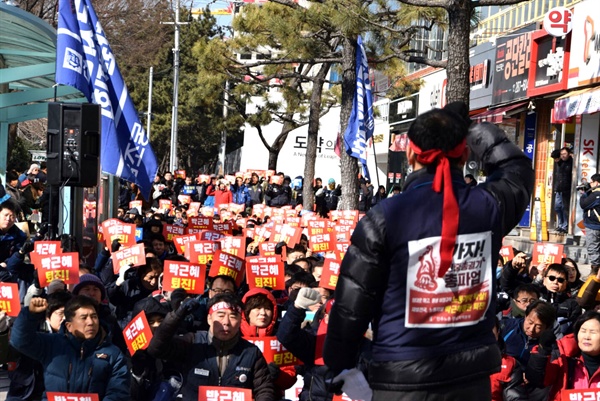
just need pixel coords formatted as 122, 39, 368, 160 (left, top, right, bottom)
409, 138, 466, 278
209, 301, 242, 315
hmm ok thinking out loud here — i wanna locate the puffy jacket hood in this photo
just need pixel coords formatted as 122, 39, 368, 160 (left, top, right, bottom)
241, 287, 277, 337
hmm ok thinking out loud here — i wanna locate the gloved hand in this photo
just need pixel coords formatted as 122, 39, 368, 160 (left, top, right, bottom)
131, 349, 151, 377
294, 287, 321, 310
0, 311, 9, 333
116, 264, 132, 286
175, 297, 200, 319
267, 362, 280, 380
20, 240, 34, 255
538, 330, 557, 356
324, 369, 344, 396
111, 239, 121, 253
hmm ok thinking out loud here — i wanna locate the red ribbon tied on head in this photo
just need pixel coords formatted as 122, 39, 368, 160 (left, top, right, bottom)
410, 138, 467, 278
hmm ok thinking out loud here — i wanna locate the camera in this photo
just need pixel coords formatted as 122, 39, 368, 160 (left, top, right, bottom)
576, 182, 591, 192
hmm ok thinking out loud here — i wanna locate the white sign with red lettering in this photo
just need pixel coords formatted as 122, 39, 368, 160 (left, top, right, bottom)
543, 7, 572, 37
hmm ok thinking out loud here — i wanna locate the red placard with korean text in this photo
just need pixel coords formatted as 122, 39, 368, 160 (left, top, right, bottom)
163, 261, 206, 294
247, 336, 300, 367
172, 233, 199, 254
330, 210, 359, 223
253, 225, 272, 243
198, 174, 210, 184
187, 202, 201, 217
162, 224, 185, 242
175, 169, 186, 179
332, 394, 361, 401
200, 206, 216, 217
532, 242, 564, 265
177, 194, 192, 205
123, 311, 153, 355
269, 175, 283, 185
198, 387, 252, 401
159, 199, 173, 211
301, 211, 317, 227
37, 253, 80, 287
252, 204, 266, 219
189, 216, 213, 230
102, 219, 136, 248
0, 283, 20, 317
187, 240, 220, 265
499, 245, 515, 265
561, 389, 600, 401
209, 250, 245, 286
30, 240, 62, 268
286, 217, 301, 227
129, 200, 142, 212
319, 259, 341, 290
272, 224, 302, 248
309, 231, 334, 253
213, 222, 233, 235
111, 244, 147, 274
246, 256, 285, 290
199, 230, 226, 242
259, 242, 279, 257
334, 241, 350, 260
219, 236, 245, 258
47, 393, 99, 401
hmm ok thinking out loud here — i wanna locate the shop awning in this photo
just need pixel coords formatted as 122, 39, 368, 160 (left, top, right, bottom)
471, 101, 529, 123
553, 87, 600, 122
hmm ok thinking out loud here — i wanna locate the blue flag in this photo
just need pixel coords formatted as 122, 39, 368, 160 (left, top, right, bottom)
56, 0, 158, 199
343, 35, 374, 181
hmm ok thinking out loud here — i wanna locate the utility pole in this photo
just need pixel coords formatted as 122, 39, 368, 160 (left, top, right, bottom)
217, 81, 228, 176
162, 0, 188, 173
146, 66, 153, 140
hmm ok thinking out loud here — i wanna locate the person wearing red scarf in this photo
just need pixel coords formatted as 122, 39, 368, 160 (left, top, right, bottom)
324, 102, 534, 401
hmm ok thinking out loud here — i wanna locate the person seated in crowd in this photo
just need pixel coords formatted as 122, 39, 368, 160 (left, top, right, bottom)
500, 283, 540, 319
526, 311, 600, 400
564, 257, 584, 297
147, 293, 275, 401
10, 295, 130, 400
490, 317, 527, 401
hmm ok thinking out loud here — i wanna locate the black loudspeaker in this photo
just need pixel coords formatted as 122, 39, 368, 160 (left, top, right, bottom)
47, 103, 101, 187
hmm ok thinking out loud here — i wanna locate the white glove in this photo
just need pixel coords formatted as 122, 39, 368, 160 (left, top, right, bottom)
294, 287, 321, 310
334, 368, 373, 401
0, 311, 10, 333
116, 264, 133, 286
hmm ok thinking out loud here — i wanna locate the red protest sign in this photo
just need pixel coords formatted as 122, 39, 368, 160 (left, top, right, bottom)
172, 233, 199, 254
310, 231, 334, 253
189, 216, 213, 230
301, 211, 317, 227
187, 202, 201, 217
333, 394, 362, 401
198, 174, 210, 184
252, 204, 266, 219
247, 336, 301, 367
30, 240, 62, 268
0, 283, 20, 317
259, 242, 279, 257
177, 194, 191, 205
102, 219, 136, 248
246, 256, 285, 290
199, 230, 226, 242
129, 200, 142, 212
123, 311, 153, 355
319, 259, 341, 290
163, 261, 206, 294
334, 241, 350, 260
253, 225, 272, 243
271, 224, 302, 248
47, 393, 99, 401
200, 206, 216, 217
37, 253, 80, 287
162, 224, 185, 242
269, 175, 283, 185
219, 236, 245, 258
175, 169, 186, 179
286, 217, 301, 227
209, 250, 245, 286
198, 387, 252, 401
159, 199, 173, 211
213, 222, 233, 235
334, 229, 352, 243
330, 210, 359, 223
532, 242, 564, 265
499, 245, 515, 265
561, 389, 600, 401
111, 244, 147, 274
187, 240, 220, 265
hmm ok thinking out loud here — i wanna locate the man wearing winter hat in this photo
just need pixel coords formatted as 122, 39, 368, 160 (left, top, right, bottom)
73, 273, 107, 303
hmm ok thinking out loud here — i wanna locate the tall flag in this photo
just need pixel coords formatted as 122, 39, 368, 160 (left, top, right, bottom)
56, 0, 158, 199
343, 35, 374, 180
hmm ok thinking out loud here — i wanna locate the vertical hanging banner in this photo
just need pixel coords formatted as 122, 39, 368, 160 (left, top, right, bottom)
55, 0, 159, 199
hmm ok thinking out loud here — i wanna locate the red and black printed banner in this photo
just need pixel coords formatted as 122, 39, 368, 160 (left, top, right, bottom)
47, 393, 99, 401
162, 224, 185, 242
111, 244, 146, 274
499, 245, 514, 265
0, 282, 20, 317
209, 250, 245, 286
319, 259, 341, 290
189, 216, 213, 231
163, 261, 206, 294
532, 242, 564, 265
247, 336, 301, 367
246, 256, 285, 290
187, 240, 220, 265
198, 387, 252, 401
123, 311, 153, 355
102, 219, 137, 248
37, 253, 80, 287
30, 240, 62, 268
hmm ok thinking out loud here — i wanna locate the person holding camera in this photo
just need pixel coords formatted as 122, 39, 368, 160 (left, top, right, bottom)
580, 174, 600, 274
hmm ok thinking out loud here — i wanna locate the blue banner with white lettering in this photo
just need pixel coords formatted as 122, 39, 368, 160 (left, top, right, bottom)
343, 35, 374, 180
56, 0, 158, 199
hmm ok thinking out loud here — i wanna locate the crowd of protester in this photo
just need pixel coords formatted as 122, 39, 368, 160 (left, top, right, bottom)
2, 164, 600, 401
